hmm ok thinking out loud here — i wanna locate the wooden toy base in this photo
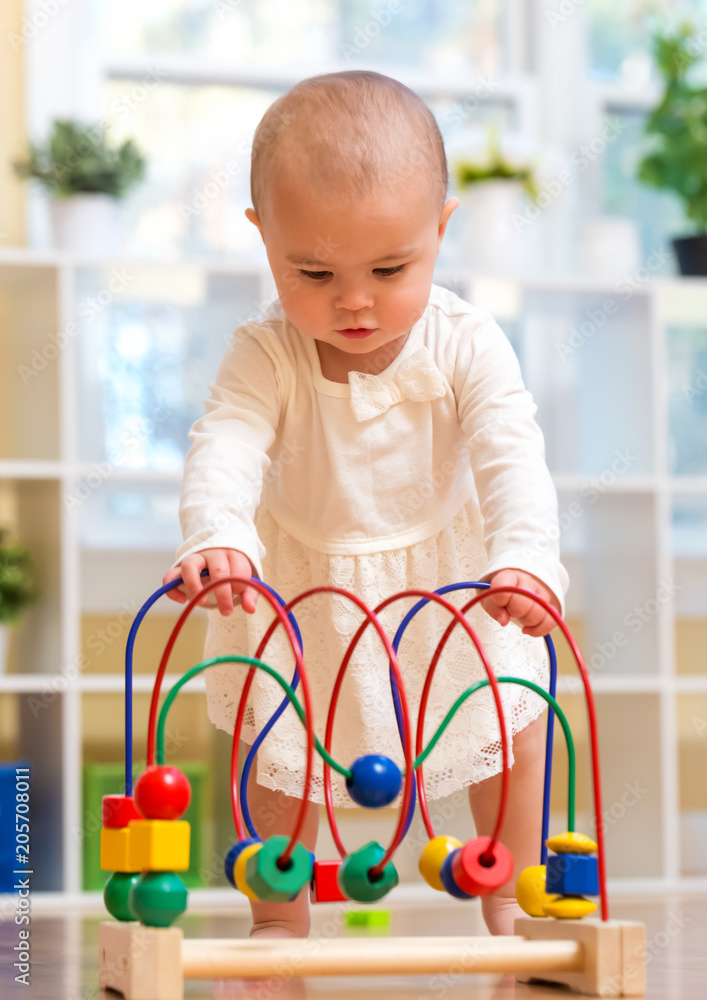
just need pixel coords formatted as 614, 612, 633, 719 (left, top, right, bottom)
98, 917, 646, 999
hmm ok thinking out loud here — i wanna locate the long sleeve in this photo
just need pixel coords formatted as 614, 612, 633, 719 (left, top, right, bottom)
173, 326, 286, 578
453, 313, 569, 613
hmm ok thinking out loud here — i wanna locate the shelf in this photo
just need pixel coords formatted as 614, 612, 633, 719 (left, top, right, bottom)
2, 245, 707, 294
0, 248, 701, 894
3, 672, 706, 695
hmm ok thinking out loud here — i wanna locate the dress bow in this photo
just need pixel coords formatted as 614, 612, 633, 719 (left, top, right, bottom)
348, 346, 446, 422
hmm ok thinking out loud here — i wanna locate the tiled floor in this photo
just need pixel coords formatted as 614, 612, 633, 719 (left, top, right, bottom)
1, 894, 705, 999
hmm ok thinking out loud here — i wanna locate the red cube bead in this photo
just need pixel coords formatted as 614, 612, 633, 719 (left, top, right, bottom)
101, 795, 142, 830
310, 859, 347, 903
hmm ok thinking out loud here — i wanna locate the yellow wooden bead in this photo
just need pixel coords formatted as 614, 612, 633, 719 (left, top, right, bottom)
100, 826, 138, 873
234, 843, 262, 901
418, 836, 463, 892
515, 865, 556, 918
545, 832, 598, 855
129, 819, 191, 872
543, 896, 597, 919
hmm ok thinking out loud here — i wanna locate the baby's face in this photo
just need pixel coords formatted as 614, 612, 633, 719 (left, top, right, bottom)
246, 171, 457, 373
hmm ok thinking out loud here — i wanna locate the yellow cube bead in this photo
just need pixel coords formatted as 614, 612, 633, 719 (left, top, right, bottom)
516, 865, 557, 918
545, 832, 598, 855
543, 896, 597, 919
100, 826, 139, 872
234, 843, 263, 901
418, 836, 463, 892
129, 819, 190, 872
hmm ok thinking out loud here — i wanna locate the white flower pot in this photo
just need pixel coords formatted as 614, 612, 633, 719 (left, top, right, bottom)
50, 193, 121, 255
458, 180, 527, 275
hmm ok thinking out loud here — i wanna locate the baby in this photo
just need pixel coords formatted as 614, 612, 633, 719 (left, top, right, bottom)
164, 70, 568, 941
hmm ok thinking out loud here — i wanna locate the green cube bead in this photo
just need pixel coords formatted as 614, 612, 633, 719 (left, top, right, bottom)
245, 836, 313, 903
345, 909, 391, 927
128, 871, 188, 928
338, 841, 399, 903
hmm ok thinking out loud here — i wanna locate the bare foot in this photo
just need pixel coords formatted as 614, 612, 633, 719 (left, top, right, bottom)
250, 921, 309, 939
481, 896, 525, 936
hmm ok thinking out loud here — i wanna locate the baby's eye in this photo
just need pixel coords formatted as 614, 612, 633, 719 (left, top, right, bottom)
300, 269, 332, 281
373, 264, 407, 277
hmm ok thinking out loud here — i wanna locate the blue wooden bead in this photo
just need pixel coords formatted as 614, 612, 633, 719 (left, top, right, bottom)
546, 853, 598, 897
345, 755, 402, 808
439, 849, 475, 900
224, 838, 261, 888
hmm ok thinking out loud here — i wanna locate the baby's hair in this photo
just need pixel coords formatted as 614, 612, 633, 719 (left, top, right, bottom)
250, 70, 448, 219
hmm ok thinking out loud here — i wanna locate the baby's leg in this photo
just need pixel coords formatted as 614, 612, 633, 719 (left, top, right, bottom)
467, 714, 546, 936
244, 748, 319, 939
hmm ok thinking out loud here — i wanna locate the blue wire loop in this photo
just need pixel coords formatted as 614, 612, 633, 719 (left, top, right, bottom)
126, 573, 556, 864
123, 570, 303, 809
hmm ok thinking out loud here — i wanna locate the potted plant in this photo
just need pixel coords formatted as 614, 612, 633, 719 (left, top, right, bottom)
450, 126, 539, 274
637, 23, 707, 275
0, 529, 38, 673
13, 119, 146, 255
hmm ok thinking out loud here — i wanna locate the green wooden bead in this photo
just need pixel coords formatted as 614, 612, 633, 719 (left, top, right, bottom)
245, 836, 313, 903
338, 841, 399, 903
128, 871, 188, 928
103, 871, 141, 922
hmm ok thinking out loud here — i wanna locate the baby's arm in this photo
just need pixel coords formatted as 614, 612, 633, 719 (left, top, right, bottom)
454, 312, 569, 631
166, 325, 284, 617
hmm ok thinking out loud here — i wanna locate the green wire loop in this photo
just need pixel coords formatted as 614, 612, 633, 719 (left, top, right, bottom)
156, 655, 353, 779
156, 662, 575, 832
415, 676, 575, 832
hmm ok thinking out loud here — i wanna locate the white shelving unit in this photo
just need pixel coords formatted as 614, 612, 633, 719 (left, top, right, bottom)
1, 246, 706, 900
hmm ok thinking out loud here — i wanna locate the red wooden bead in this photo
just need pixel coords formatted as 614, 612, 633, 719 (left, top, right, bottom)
101, 795, 142, 829
310, 859, 347, 903
451, 836, 513, 897
134, 766, 191, 821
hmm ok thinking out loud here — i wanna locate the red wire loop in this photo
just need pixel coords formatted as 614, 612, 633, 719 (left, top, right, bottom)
310, 587, 511, 874
462, 586, 609, 922
146, 575, 313, 864
275, 586, 414, 878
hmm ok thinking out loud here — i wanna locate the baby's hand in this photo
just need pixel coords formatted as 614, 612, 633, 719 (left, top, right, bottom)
162, 548, 258, 616
480, 568, 560, 637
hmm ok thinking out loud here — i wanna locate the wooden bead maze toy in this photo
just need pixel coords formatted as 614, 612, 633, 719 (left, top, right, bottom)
98, 576, 646, 998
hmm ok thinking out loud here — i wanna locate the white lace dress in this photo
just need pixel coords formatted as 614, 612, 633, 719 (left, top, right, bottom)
202, 501, 551, 808
177, 285, 568, 807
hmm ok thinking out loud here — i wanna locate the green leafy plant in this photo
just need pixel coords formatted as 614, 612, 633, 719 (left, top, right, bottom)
0, 529, 38, 626
453, 126, 538, 199
637, 23, 707, 232
13, 119, 146, 199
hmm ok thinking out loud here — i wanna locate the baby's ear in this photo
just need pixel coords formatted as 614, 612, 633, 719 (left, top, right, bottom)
245, 208, 264, 241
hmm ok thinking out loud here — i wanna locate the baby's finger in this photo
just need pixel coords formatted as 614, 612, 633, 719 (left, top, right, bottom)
162, 566, 187, 604
181, 557, 209, 606
514, 599, 546, 631
522, 613, 556, 638
481, 599, 511, 627
504, 589, 539, 623
228, 552, 257, 614
484, 569, 520, 609
204, 553, 239, 616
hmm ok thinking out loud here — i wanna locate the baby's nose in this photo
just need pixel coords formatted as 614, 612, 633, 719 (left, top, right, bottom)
333, 281, 375, 312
